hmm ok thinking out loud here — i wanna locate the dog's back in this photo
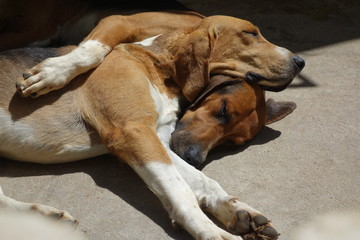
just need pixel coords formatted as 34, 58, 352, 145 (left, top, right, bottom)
0, 48, 107, 163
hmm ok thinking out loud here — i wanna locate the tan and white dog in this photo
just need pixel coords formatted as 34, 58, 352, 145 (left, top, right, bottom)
1, 12, 304, 240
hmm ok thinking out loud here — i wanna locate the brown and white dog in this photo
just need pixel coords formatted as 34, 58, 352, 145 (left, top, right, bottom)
170, 75, 296, 167
1, 12, 304, 240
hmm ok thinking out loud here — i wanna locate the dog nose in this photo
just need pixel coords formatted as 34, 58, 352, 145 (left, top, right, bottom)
293, 55, 305, 70
184, 146, 202, 167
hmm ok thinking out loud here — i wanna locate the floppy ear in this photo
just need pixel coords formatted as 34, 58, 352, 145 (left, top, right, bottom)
189, 75, 241, 109
173, 29, 211, 101
265, 98, 296, 125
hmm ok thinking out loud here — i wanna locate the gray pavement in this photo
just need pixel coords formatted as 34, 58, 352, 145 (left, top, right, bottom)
1, 0, 359, 239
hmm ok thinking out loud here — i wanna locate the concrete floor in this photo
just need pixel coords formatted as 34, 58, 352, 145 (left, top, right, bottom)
1, 0, 359, 239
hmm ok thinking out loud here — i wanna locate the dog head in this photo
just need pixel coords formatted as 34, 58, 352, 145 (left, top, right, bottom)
170, 75, 296, 167
174, 15, 305, 101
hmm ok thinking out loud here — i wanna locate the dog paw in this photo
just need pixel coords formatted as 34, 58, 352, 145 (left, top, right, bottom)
16, 57, 74, 98
231, 211, 279, 240
214, 198, 279, 240
31, 203, 79, 225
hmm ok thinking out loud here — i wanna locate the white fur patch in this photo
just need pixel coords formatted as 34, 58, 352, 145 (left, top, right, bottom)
147, 80, 179, 144
164, 142, 261, 227
132, 162, 240, 240
73, 40, 111, 69
142, 80, 242, 239
43, 39, 110, 83
133, 34, 161, 47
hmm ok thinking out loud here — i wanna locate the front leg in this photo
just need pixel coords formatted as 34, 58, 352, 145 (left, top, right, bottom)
16, 40, 111, 98
16, 12, 203, 97
99, 123, 241, 240
164, 147, 280, 240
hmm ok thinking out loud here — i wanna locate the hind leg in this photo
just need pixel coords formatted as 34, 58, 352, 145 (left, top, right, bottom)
0, 186, 78, 224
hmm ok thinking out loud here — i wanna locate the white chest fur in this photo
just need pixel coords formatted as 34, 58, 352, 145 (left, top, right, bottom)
148, 81, 180, 145
137, 34, 180, 144
133, 34, 162, 47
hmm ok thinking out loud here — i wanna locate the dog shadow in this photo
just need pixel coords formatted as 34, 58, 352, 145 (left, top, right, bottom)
200, 126, 281, 169
0, 155, 192, 239
0, 126, 280, 240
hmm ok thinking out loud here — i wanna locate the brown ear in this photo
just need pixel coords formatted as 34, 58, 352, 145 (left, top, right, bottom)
174, 29, 211, 101
189, 75, 242, 109
265, 98, 296, 125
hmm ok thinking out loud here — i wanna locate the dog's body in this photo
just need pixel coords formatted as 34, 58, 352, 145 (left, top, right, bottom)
0, 47, 107, 163
1, 12, 304, 240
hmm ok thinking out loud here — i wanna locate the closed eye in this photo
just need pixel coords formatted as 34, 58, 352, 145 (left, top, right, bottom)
216, 100, 229, 124
243, 31, 258, 37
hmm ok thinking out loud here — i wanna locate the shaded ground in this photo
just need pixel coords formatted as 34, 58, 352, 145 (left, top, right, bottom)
1, 0, 359, 239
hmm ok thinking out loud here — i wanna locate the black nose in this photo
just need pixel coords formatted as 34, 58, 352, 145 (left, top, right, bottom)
184, 146, 202, 168
293, 55, 305, 70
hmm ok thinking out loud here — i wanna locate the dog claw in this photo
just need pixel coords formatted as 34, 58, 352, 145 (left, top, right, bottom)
250, 215, 279, 240
23, 73, 31, 79
258, 226, 279, 239
171, 219, 183, 231
243, 227, 279, 240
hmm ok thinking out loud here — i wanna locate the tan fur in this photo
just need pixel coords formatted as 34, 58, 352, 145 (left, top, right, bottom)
72, 15, 296, 167
16, 12, 302, 98
0, 52, 105, 163
170, 77, 267, 163
76, 49, 172, 166
84, 11, 204, 48
0, 13, 303, 239
177, 81, 266, 147
12, 13, 301, 165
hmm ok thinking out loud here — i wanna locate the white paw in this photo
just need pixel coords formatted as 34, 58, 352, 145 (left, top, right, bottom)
16, 40, 110, 98
16, 57, 75, 98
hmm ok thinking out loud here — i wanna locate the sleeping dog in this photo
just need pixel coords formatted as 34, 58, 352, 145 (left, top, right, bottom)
1, 12, 303, 240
